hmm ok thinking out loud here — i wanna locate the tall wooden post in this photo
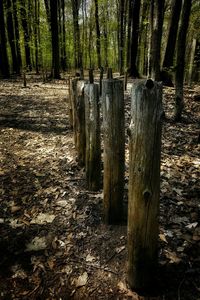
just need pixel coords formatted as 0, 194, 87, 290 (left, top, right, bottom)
76, 80, 86, 165
68, 77, 73, 128
127, 79, 163, 293
102, 72, 125, 224
84, 69, 101, 191
71, 78, 79, 147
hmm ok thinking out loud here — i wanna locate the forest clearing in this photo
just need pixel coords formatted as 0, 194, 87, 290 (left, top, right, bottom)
0, 0, 200, 298
0, 74, 199, 299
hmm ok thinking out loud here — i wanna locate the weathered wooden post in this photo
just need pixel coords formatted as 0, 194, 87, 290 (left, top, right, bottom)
124, 70, 128, 91
68, 77, 74, 128
76, 79, 86, 165
84, 69, 101, 190
71, 78, 79, 146
102, 69, 125, 224
23, 71, 27, 88
99, 66, 104, 96
127, 79, 163, 293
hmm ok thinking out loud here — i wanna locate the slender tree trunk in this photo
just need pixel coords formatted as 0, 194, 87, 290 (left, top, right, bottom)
34, 0, 39, 74
118, 0, 125, 75
13, 0, 22, 72
150, 0, 165, 81
61, 0, 67, 70
175, 0, 192, 121
6, 0, 19, 74
137, 1, 149, 76
0, 0, 10, 78
162, 0, 183, 70
94, 0, 101, 68
128, 0, 141, 77
19, 0, 32, 71
193, 39, 200, 82
126, 0, 133, 70
71, 0, 82, 69
50, 0, 60, 78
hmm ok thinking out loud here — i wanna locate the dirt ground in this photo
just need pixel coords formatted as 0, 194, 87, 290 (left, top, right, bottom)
0, 75, 199, 300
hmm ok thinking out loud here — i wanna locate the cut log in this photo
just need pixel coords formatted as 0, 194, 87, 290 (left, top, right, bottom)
84, 81, 101, 191
102, 77, 125, 224
127, 79, 163, 293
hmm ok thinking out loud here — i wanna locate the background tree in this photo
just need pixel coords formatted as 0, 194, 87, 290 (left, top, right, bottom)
50, 0, 60, 78
175, 0, 192, 120
6, 0, 20, 74
162, 0, 183, 71
0, 0, 10, 78
71, 0, 82, 69
94, 0, 101, 69
150, 0, 165, 80
19, 0, 32, 71
127, 0, 141, 77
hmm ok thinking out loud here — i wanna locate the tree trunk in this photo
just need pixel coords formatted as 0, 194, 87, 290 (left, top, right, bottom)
188, 37, 197, 86
150, 0, 165, 81
71, 0, 82, 69
128, 0, 141, 78
94, 0, 101, 68
50, 0, 60, 78
102, 76, 125, 224
127, 79, 163, 293
118, 0, 125, 75
34, 0, 39, 74
0, 0, 10, 78
19, 0, 32, 71
162, 0, 183, 70
174, 0, 192, 121
61, 0, 67, 71
6, 0, 19, 74
13, 0, 22, 72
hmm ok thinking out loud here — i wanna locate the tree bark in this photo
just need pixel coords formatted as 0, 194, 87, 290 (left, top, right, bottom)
0, 0, 10, 78
162, 0, 183, 70
13, 0, 22, 72
128, 0, 141, 78
19, 0, 32, 71
94, 0, 101, 68
127, 79, 163, 293
50, 0, 60, 78
102, 77, 125, 224
150, 0, 165, 81
6, 0, 19, 74
71, 0, 82, 69
174, 0, 192, 121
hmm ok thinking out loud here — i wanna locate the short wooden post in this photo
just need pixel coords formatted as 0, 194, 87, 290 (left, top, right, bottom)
99, 66, 104, 96
124, 70, 128, 91
23, 71, 27, 87
127, 79, 163, 293
102, 71, 125, 224
84, 69, 101, 190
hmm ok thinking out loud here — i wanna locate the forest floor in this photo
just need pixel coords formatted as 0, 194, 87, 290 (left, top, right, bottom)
0, 74, 199, 300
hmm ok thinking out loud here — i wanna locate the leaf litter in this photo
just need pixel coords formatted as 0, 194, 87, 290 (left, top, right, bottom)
0, 75, 199, 299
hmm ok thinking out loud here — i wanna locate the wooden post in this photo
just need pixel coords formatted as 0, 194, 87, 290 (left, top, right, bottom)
127, 79, 163, 293
84, 69, 101, 191
102, 72, 125, 224
23, 71, 27, 87
71, 78, 79, 147
76, 80, 86, 165
124, 70, 128, 91
68, 77, 74, 128
99, 66, 104, 96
